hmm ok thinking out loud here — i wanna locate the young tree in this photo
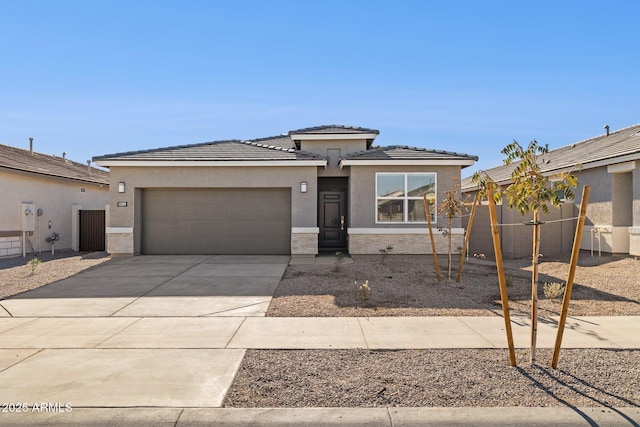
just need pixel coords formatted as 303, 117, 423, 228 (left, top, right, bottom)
474, 140, 579, 364
438, 179, 467, 280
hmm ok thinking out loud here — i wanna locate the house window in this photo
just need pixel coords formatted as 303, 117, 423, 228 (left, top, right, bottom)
376, 173, 437, 223
550, 180, 566, 202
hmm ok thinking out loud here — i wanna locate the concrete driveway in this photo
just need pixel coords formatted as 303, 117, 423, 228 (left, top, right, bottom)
2, 255, 290, 317
0, 255, 289, 412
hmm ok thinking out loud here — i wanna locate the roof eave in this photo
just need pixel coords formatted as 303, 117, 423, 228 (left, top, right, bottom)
339, 159, 476, 169
289, 133, 379, 141
0, 165, 110, 186
94, 159, 328, 167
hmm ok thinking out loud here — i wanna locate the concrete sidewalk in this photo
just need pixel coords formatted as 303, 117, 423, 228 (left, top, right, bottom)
1, 315, 638, 350
1, 316, 638, 406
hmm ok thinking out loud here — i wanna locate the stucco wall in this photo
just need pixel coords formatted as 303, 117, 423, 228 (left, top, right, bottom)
631, 168, 640, 256
300, 139, 368, 178
612, 172, 633, 227
106, 165, 318, 254
348, 165, 463, 229
576, 167, 613, 226
463, 202, 576, 259
0, 170, 109, 256
300, 139, 367, 157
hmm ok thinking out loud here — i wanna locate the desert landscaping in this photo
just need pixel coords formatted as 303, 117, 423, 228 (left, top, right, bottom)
223, 252, 640, 408
1, 251, 639, 408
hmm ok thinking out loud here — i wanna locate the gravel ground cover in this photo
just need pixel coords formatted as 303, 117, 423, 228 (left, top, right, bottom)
224, 348, 640, 408
268, 253, 640, 317
246, 253, 640, 408
0, 251, 112, 299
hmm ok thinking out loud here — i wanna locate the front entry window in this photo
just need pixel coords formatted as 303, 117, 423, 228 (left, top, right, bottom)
376, 173, 436, 223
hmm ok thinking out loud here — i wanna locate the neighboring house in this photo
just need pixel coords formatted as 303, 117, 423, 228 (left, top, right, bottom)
461, 123, 640, 257
94, 125, 477, 256
0, 141, 110, 257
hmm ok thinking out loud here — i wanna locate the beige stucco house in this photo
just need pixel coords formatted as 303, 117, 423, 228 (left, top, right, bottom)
94, 125, 477, 256
0, 141, 110, 257
461, 123, 640, 257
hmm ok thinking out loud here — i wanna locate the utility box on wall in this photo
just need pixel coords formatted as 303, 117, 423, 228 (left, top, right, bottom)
20, 203, 36, 232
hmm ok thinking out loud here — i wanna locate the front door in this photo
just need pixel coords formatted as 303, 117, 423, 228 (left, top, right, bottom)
318, 190, 347, 250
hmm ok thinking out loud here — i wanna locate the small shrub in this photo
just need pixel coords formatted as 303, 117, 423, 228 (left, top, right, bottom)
378, 245, 393, 265
543, 282, 565, 299
28, 257, 41, 276
504, 274, 514, 288
354, 280, 371, 306
333, 251, 344, 272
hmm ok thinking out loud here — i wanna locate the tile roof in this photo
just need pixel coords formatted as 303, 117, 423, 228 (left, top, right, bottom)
93, 140, 325, 162
0, 143, 109, 185
248, 134, 296, 150
344, 145, 478, 162
461, 123, 640, 190
288, 125, 380, 135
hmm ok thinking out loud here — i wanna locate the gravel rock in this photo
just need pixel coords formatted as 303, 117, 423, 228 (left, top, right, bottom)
268, 254, 640, 317
0, 251, 112, 299
224, 349, 640, 408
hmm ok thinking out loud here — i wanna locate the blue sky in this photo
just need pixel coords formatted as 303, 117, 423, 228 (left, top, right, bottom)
2, 0, 639, 175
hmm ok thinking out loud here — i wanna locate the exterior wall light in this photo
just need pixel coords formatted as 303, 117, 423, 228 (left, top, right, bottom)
118, 182, 126, 193
300, 182, 308, 193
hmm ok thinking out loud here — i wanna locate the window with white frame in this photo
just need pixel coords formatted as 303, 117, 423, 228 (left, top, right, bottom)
376, 173, 437, 223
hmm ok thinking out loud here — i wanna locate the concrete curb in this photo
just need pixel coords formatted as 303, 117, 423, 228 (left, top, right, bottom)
1, 407, 638, 426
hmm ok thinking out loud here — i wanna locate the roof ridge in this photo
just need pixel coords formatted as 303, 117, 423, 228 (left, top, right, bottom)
1, 143, 107, 174
288, 124, 380, 134
384, 144, 478, 158
552, 122, 640, 152
93, 139, 242, 160
248, 134, 290, 143
241, 140, 296, 153
346, 145, 477, 160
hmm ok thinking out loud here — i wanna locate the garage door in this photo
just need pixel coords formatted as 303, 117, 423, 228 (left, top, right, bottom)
141, 188, 291, 255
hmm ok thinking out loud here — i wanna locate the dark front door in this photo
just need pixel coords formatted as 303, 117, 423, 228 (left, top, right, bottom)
318, 190, 347, 250
79, 210, 106, 252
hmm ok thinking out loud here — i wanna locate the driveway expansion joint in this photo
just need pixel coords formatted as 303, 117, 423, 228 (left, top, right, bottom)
224, 317, 248, 349
0, 302, 13, 317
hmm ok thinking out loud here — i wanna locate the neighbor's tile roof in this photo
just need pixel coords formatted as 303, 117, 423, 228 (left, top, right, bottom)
289, 125, 380, 135
461, 123, 640, 190
344, 145, 478, 162
93, 139, 325, 162
0, 143, 109, 185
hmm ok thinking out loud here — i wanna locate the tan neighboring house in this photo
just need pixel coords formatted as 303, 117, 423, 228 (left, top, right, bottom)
461, 123, 640, 257
94, 125, 478, 256
0, 142, 110, 257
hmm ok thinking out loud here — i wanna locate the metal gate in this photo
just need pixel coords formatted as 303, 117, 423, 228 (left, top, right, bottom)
79, 210, 105, 252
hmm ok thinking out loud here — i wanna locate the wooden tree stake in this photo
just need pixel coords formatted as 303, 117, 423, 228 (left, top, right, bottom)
551, 185, 591, 368
456, 193, 479, 282
487, 184, 517, 366
530, 210, 541, 364
423, 194, 441, 282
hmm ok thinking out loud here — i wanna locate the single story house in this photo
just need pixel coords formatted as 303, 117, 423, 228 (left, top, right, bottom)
94, 125, 478, 256
0, 140, 110, 257
461, 123, 640, 257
